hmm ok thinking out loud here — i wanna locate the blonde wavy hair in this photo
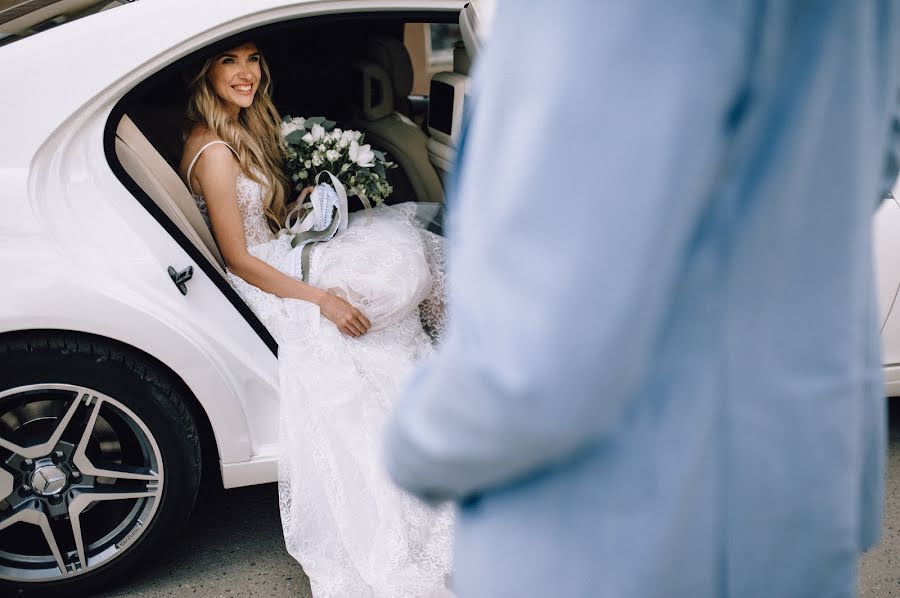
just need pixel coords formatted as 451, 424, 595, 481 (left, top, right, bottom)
187, 45, 289, 233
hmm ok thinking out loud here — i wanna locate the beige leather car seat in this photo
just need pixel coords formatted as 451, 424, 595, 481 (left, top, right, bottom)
350, 60, 445, 204
115, 115, 226, 275
365, 35, 416, 117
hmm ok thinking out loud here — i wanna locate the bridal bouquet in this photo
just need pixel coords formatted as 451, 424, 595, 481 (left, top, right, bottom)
280, 115, 395, 210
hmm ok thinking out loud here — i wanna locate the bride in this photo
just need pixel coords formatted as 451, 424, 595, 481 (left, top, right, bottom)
179, 41, 453, 598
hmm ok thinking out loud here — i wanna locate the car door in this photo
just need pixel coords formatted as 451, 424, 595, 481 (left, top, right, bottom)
459, 0, 496, 58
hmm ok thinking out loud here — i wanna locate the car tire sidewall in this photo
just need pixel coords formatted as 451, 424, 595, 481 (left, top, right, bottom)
0, 336, 201, 597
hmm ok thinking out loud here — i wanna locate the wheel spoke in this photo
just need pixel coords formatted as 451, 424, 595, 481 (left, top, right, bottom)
0, 503, 67, 575
67, 481, 160, 570
0, 392, 88, 459
0, 466, 13, 502
72, 396, 157, 481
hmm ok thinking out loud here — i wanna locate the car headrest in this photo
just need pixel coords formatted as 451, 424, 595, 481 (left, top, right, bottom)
352, 60, 395, 121
427, 71, 468, 147
366, 35, 414, 99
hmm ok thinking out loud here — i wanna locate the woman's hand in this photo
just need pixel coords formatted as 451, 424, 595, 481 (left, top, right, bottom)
317, 291, 371, 337
285, 185, 316, 214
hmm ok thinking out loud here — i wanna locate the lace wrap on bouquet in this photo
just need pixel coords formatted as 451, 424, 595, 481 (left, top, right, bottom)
285, 174, 350, 282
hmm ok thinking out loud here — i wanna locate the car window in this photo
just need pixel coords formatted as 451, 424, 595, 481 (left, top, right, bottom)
0, 0, 132, 47
404, 22, 463, 96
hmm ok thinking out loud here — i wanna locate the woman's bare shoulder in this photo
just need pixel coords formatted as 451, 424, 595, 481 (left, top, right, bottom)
180, 125, 236, 176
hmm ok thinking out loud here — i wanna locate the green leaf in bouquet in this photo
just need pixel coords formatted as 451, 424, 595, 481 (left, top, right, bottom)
305, 116, 336, 131
285, 130, 308, 145
374, 162, 386, 178
373, 150, 386, 161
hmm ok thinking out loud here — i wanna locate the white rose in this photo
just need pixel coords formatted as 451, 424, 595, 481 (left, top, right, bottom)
338, 138, 350, 149
301, 132, 314, 144
325, 149, 340, 162
312, 151, 324, 167
349, 140, 375, 168
311, 123, 326, 141
292, 116, 306, 127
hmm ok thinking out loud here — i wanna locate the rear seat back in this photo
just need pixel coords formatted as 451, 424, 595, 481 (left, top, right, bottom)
365, 35, 416, 118
115, 115, 226, 274
350, 60, 445, 204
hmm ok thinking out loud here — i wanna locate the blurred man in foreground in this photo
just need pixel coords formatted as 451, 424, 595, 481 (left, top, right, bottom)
386, 2, 899, 596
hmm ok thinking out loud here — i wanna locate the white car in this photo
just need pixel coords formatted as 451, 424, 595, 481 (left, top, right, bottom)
0, 0, 893, 595
0, 0, 491, 594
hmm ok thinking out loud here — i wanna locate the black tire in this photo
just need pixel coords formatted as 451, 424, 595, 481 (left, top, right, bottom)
0, 331, 202, 597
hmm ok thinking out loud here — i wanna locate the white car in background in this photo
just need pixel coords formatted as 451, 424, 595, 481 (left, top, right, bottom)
0, 0, 893, 595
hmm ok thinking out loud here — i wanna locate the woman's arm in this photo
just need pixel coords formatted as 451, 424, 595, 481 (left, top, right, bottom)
284, 185, 315, 220
192, 144, 370, 337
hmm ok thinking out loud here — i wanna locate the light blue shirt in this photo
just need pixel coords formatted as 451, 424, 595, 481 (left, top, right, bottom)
385, 2, 899, 596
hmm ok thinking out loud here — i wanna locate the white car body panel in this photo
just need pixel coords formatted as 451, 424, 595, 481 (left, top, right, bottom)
0, 0, 464, 488
876, 188, 900, 396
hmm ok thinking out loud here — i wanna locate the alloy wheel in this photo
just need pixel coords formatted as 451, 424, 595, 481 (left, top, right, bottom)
0, 384, 164, 582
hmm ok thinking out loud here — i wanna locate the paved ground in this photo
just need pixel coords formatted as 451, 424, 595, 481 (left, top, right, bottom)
859, 400, 900, 597
98, 403, 900, 598
96, 483, 310, 598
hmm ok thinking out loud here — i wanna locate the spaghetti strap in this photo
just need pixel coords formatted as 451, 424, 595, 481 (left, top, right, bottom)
186, 140, 238, 195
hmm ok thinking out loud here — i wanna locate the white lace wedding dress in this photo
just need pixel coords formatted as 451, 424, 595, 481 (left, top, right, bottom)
188, 144, 453, 598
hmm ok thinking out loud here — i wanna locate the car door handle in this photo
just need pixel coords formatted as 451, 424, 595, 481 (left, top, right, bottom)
167, 265, 194, 295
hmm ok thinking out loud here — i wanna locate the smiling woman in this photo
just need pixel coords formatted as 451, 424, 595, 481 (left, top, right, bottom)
181, 42, 290, 238
175, 29, 454, 596
206, 44, 262, 117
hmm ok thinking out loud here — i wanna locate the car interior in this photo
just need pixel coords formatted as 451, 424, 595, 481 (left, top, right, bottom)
110, 11, 475, 281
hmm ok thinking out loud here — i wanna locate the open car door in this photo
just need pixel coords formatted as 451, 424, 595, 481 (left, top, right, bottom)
459, 0, 496, 60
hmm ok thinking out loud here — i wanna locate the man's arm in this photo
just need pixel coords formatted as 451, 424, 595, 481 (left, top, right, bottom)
385, 1, 756, 500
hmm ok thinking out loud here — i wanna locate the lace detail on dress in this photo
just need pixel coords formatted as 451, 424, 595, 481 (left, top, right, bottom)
191, 174, 273, 247
223, 197, 452, 598
277, 317, 454, 598
418, 230, 448, 343
235, 173, 275, 247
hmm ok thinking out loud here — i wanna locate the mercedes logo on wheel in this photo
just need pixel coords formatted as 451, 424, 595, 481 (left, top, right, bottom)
31, 466, 68, 496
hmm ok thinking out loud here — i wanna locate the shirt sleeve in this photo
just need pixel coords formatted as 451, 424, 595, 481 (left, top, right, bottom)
384, 1, 755, 501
